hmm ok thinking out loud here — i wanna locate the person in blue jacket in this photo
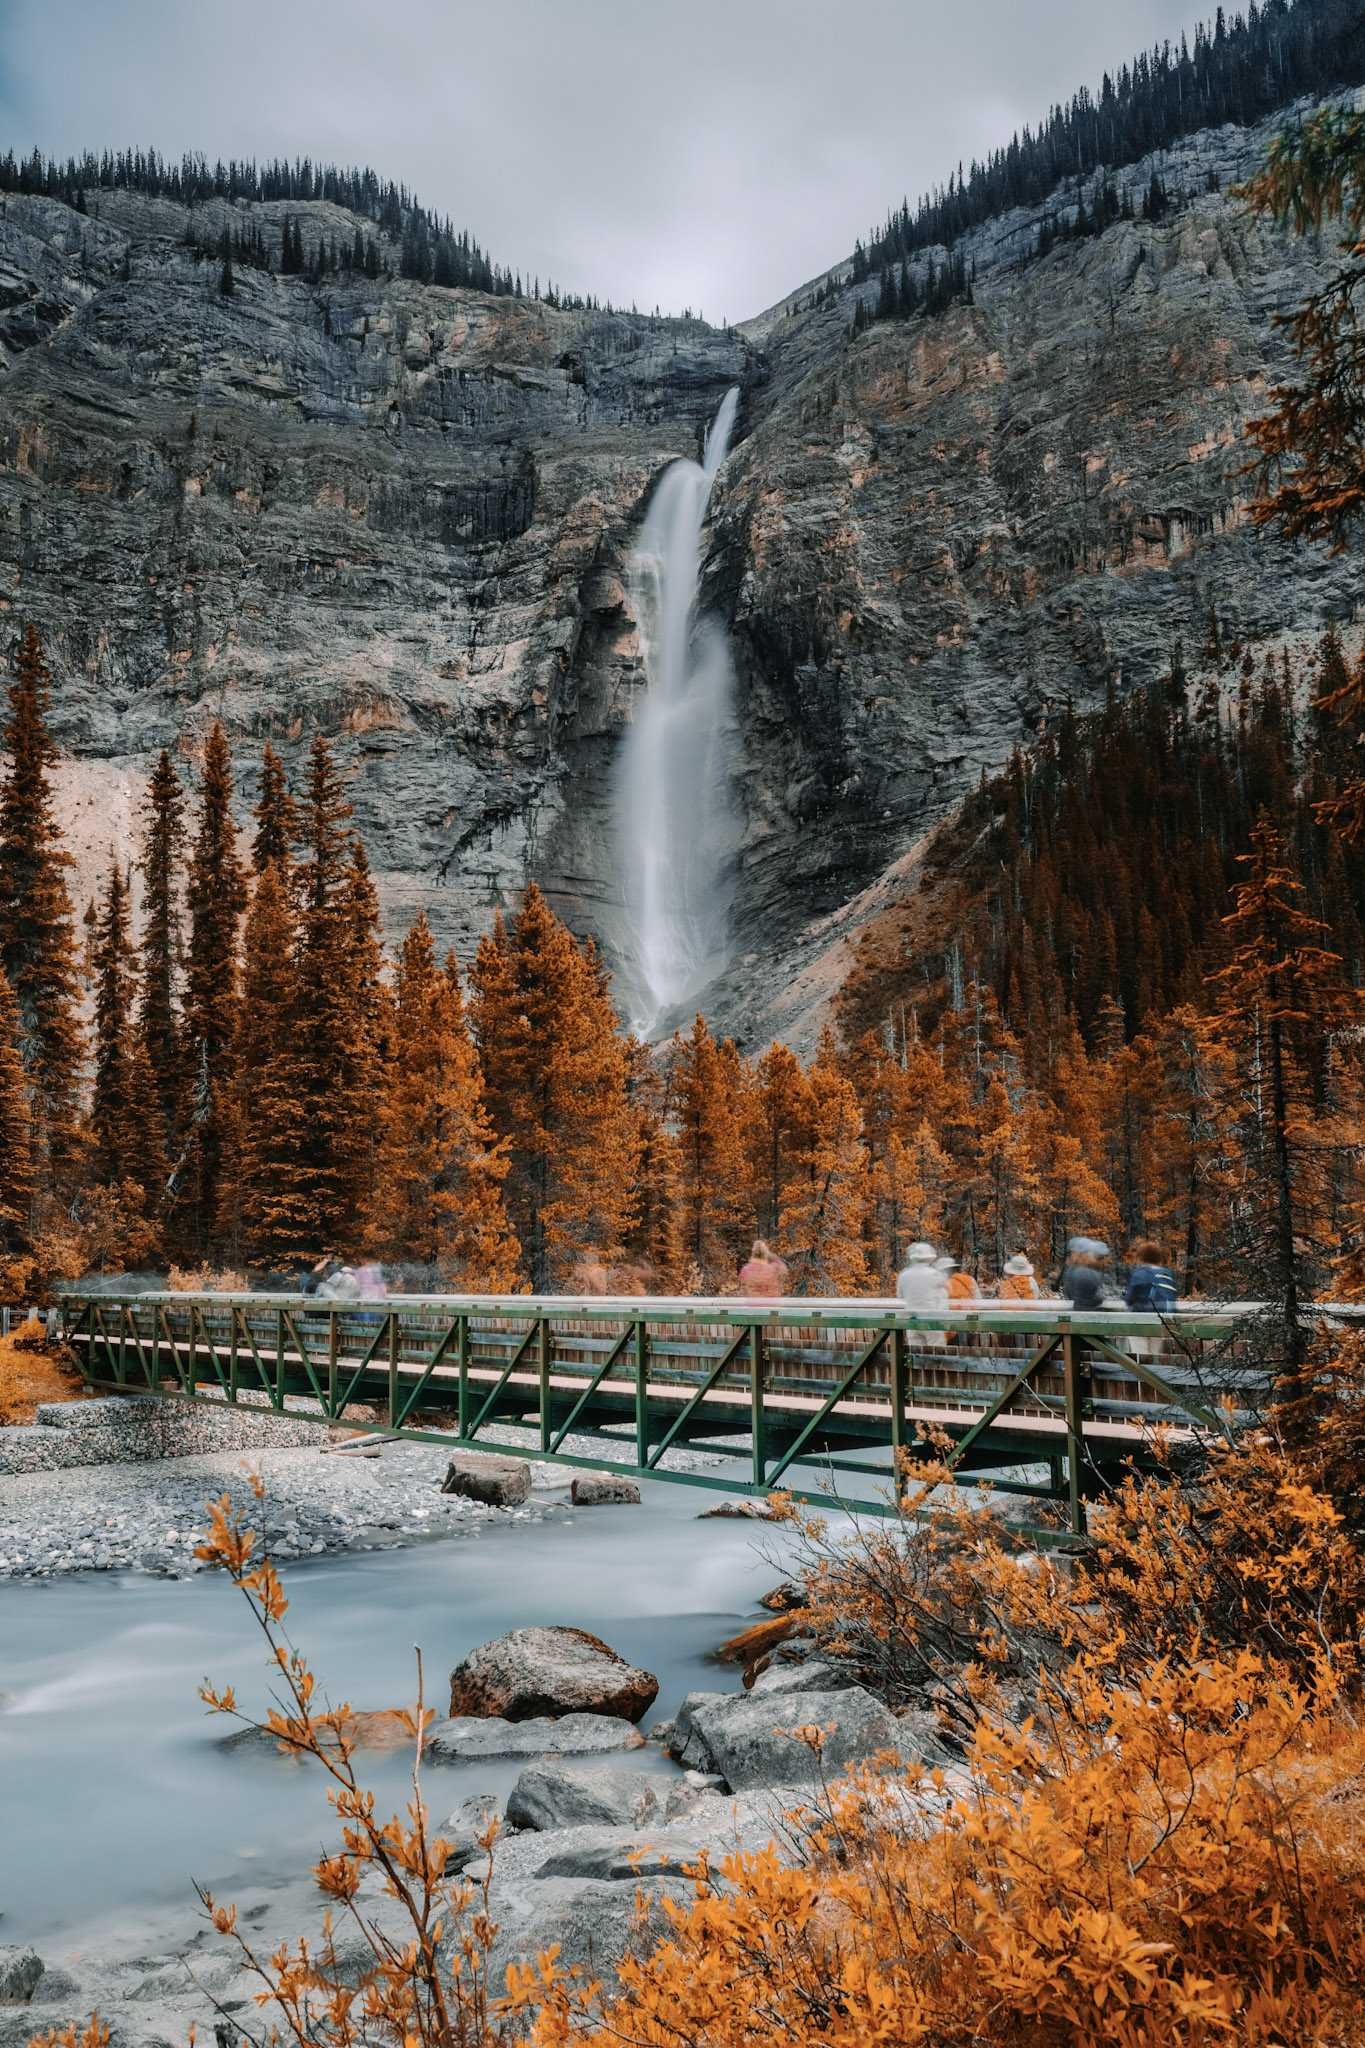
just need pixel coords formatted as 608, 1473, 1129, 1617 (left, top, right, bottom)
1124, 1240, 1177, 1312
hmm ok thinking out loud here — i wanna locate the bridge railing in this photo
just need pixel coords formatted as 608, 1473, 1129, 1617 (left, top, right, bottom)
56, 1290, 1360, 1534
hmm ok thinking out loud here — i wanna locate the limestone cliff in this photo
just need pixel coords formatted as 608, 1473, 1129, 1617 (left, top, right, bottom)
0, 103, 1358, 1051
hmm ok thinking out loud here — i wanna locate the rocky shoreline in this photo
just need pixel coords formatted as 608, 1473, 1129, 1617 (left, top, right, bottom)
0, 1617, 926, 2048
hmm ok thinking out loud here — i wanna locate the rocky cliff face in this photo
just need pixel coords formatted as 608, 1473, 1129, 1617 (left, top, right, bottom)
0, 103, 1358, 1051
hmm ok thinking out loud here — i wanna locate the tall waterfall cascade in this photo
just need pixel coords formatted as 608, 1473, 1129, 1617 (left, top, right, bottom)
615, 388, 741, 1037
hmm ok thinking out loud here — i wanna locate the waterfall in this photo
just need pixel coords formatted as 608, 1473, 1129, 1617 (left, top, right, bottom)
615, 388, 740, 1036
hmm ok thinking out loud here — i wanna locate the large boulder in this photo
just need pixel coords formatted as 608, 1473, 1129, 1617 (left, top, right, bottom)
440, 1453, 531, 1507
570, 1473, 641, 1506
439, 1792, 504, 1872
448, 1627, 658, 1723
486, 1877, 693, 1993
0, 1948, 43, 2006
425, 1712, 646, 1762
506, 1762, 660, 1832
666, 1687, 900, 1790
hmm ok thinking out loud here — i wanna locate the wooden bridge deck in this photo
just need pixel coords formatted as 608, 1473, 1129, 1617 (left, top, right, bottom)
57, 1289, 1336, 1536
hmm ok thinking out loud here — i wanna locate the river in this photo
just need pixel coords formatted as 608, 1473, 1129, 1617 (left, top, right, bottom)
0, 1474, 804, 1948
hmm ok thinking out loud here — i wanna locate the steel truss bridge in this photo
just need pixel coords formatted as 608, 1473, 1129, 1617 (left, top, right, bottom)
54, 1289, 1309, 1539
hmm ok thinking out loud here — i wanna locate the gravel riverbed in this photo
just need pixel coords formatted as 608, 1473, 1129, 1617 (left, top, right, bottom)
0, 1440, 577, 1580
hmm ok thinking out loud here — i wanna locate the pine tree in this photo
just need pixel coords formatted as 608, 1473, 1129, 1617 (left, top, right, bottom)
469, 883, 636, 1288
234, 863, 312, 1264
0, 966, 33, 1266
1213, 813, 1358, 1394
175, 722, 247, 1253
782, 1030, 870, 1294
620, 1035, 684, 1290
665, 1013, 748, 1285
251, 742, 298, 875
0, 623, 85, 1198
137, 747, 185, 1149
90, 856, 138, 1185
288, 733, 373, 1255
369, 915, 519, 1285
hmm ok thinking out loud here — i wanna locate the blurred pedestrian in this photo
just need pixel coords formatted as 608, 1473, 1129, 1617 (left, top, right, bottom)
739, 1239, 788, 1299
897, 1241, 948, 1344
1061, 1236, 1111, 1311
1125, 1239, 1177, 1360
938, 1256, 980, 1304
998, 1253, 1041, 1301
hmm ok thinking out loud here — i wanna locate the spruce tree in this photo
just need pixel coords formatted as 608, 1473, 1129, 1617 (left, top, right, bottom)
0, 966, 33, 1264
290, 733, 357, 1251
469, 882, 636, 1288
251, 742, 299, 875
137, 747, 185, 1147
176, 722, 247, 1252
369, 914, 519, 1284
234, 862, 311, 1263
1213, 814, 1358, 1399
0, 622, 85, 1199
665, 1014, 748, 1284
90, 856, 138, 1185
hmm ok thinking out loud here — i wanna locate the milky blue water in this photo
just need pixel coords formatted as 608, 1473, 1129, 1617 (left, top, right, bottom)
0, 1478, 800, 1944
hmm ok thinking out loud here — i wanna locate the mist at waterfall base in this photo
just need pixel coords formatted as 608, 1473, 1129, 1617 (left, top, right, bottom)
615, 389, 740, 1038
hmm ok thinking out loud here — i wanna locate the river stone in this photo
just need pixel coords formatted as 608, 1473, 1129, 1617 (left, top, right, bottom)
533, 1834, 706, 1881
505, 1762, 660, 1832
570, 1473, 642, 1506
439, 1792, 504, 1872
747, 1660, 847, 1697
439, 1454, 531, 1507
486, 1876, 694, 1992
448, 1626, 658, 1723
424, 1712, 646, 1762
667, 1687, 899, 1789
0, 1948, 43, 2006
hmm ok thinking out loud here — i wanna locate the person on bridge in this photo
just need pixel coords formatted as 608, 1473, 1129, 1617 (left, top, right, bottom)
739, 1240, 788, 1299
998, 1253, 1041, 1300
1062, 1237, 1112, 1311
896, 1241, 948, 1344
1125, 1240, 1177, 1360
938, 1257, 980, 1305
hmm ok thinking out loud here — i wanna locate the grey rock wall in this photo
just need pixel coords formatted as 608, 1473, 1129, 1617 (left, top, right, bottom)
0, 98, 1358, 1050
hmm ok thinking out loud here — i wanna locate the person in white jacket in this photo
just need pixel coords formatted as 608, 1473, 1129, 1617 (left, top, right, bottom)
896, 1241, 949, 1346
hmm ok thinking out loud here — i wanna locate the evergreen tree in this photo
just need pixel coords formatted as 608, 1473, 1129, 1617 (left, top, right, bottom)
469, 883, 636, 1288
1213, 814, 1358, 1396
666, 1014, 749, 1285
0, 966, 33, 1267
783, 1030, 871, 1294
369, 915, 519, 1285
0, 622, 84, 1198
176, 722, 247, 1252
89, 855, 166, 1218
251, 742, 299, 875
288, 732, 373, 1254
137, 747, 185, 1148
234, 863, 311, 1263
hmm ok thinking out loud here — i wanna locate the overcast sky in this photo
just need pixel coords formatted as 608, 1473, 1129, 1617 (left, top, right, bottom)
0, 0, 1212, 323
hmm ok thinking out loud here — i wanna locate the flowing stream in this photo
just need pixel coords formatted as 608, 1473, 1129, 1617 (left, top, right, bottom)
616, 390, 741, 1035
0, 1476, 795, 1947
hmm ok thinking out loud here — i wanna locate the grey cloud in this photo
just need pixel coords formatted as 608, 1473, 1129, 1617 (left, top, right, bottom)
0, 0, 1209, 321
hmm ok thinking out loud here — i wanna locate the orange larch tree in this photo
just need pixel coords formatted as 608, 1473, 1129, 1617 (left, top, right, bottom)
469, 883, 636, 1289
369, 914, 519, 1289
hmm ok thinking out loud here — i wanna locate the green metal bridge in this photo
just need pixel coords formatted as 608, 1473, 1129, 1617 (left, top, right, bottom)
55, 1288, 1301, 1538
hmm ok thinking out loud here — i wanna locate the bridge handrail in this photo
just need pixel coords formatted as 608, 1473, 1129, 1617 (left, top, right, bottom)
55, 1288, 1365, 1346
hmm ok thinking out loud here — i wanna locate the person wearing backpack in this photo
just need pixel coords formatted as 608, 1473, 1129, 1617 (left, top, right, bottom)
1125, 1239, 1177, 1359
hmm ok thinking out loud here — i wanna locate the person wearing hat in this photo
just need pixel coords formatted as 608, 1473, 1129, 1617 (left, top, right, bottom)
1061, 1236, 1112, 1311
896, 1241, 949, 1345
998, 1253, 1041, 1301
937, 1255, 980, 1304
